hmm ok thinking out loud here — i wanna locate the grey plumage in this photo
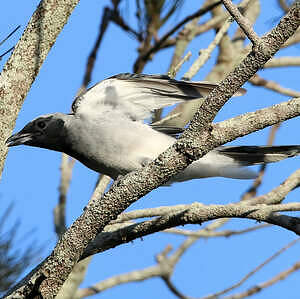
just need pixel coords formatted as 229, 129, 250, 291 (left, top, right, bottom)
6, 73, 300, 182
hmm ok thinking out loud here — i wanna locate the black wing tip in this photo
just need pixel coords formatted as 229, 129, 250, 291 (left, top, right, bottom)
219, 145, 300, 166
110, 73, 172, 81
220, 145, 300, 154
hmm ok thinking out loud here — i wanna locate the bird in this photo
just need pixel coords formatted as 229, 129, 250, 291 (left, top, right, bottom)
6, 73, 300, 183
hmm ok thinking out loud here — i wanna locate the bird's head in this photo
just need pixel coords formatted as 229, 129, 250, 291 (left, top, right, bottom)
6, 113, 68, 151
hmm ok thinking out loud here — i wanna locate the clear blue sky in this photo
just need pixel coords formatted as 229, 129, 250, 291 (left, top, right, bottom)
1, 1, 300, 298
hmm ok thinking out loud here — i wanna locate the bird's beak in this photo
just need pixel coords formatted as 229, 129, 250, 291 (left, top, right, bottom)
6, 131, 35, 147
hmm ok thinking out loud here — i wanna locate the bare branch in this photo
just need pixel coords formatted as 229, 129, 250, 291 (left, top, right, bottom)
0, 25, 20, 47
223, 260, 300, 299
111, 204, 193, 224
183, 17, 233, 80
82, 7, 111, 88
253, 168, 300, 205
164, 224, 269, 237
56, 257, 92, 299
168, 51, 192, 78
212, 97, 300, 148
264, 56, 300, 68
75, 245, 174, 299
82, 202, 300, 259
162, 277, 191, 299
202, 238, 300, 299
134, 1, 222, 72
0, 46, 15, 60
249, 74, 300, 97
54, 154, 75, 237
109, 8, 142, 41
222, 0, 260, 45
74, 263, 164, 298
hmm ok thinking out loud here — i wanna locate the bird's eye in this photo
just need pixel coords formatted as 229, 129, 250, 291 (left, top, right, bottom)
37, 121, 46, 129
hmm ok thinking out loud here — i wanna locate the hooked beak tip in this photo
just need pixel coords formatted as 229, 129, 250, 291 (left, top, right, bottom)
5, 133, 33, 147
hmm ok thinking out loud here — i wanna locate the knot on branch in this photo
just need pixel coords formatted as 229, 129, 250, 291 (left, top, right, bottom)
252, 39, 274, 58
174, 139, 205, 164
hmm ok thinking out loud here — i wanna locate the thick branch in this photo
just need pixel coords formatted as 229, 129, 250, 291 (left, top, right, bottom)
82, 202, 300, 259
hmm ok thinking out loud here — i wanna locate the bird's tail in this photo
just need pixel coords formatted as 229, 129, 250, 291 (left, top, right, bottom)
172, 145, 300, 182
217, 145, 300, 165
214, 145, 300, 180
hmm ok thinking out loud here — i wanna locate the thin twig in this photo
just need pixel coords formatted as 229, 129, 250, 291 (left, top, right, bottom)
54, 154, 75, 237
168, 51, 192, 78
110, 8, 142, 41
264, 56, 300, 68
163, 277, 191, 299
152, 112, 182, 126
0, 25, 20, 47
75, 245, 174, 298
183, 16, 233, 79
253, 168, 300, 205
134, 1, 222, 72
0, 46, 15, 60
74, 264, 164, 298
0, 26, 21, 61
202, 238, 300, 299
222, 0, 260, 45
250, 74, 300, 98
82, 7, 111, 88
86, 174, 111, 209
223, 260, 300, 299
164, 224, 269, 237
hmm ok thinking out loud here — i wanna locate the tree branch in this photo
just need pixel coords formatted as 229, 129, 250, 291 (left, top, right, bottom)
133, 1, 222, 72
202, 238, 300, 299
222, 0, 260, 45
82, 202, 300, 259
264, 56, 300, 68
249, 74, 300, 97
223, 260, 300, 299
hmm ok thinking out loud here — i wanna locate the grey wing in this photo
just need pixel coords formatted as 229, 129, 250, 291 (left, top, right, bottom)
71, 73, 244, 121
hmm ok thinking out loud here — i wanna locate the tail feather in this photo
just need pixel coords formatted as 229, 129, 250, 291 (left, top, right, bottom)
169, 145, 300, 183
217, 145, 300, 166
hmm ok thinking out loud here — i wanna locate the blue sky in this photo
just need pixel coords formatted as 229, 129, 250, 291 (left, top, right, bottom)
1, 1, 300, 298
